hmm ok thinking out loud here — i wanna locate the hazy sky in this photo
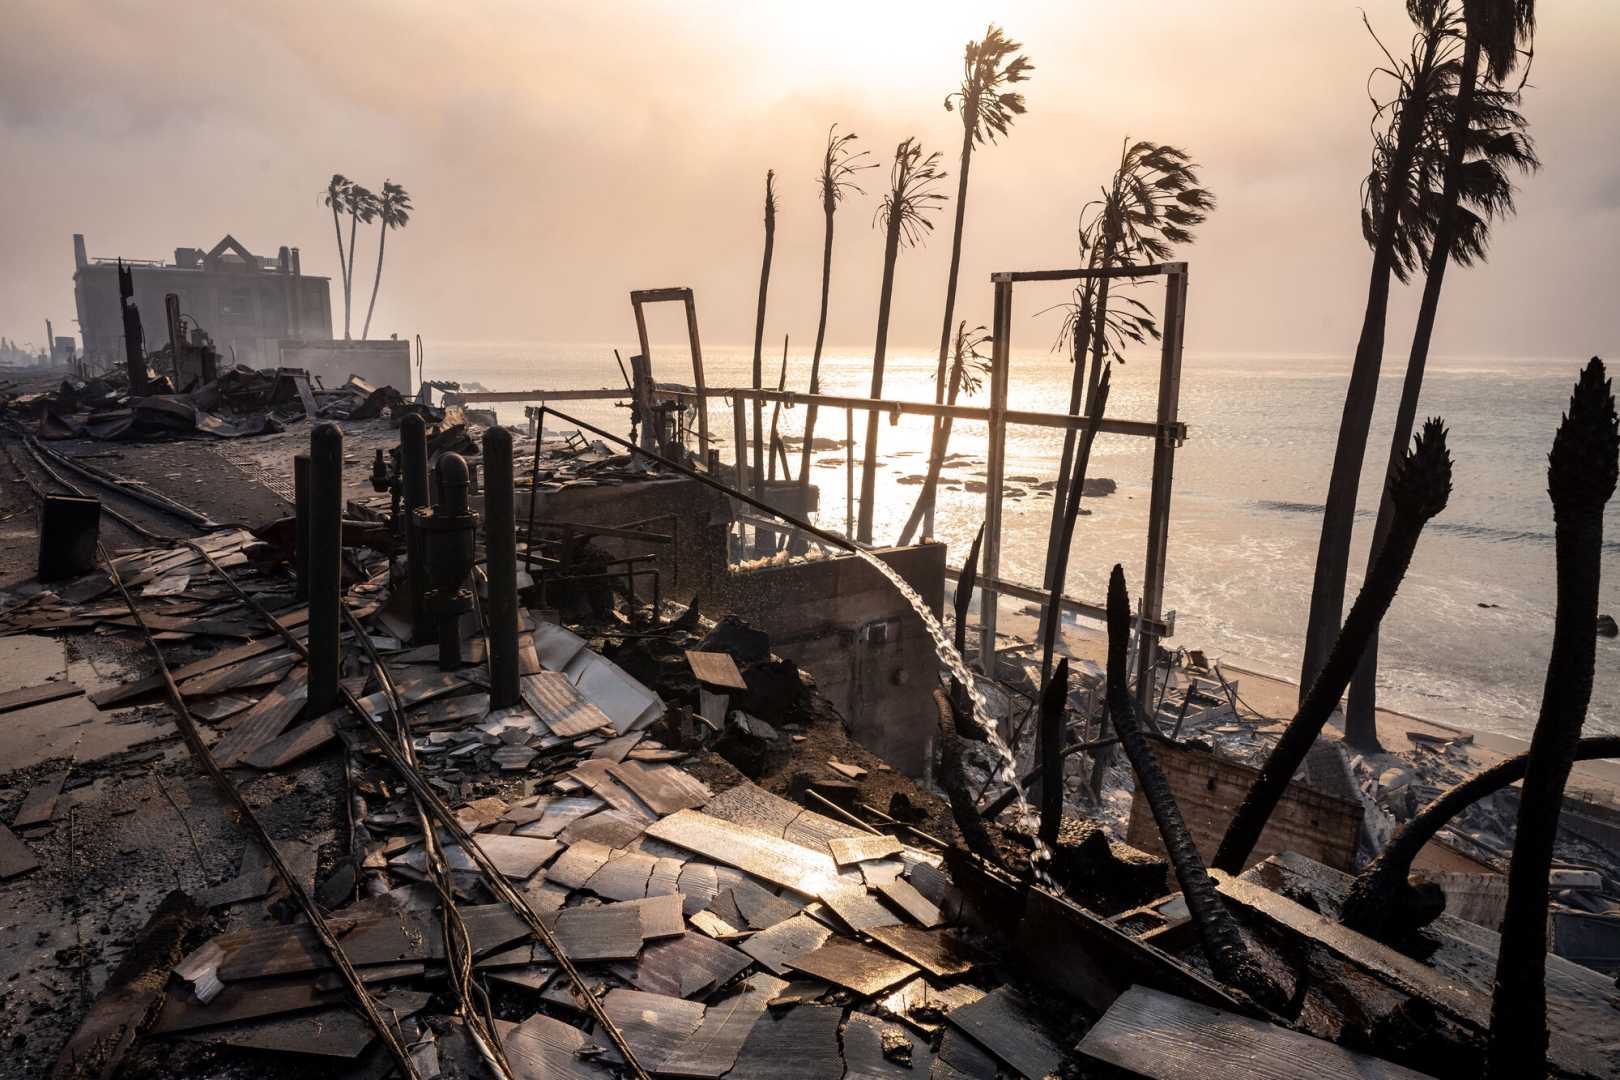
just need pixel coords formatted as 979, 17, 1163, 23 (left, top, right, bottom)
2, 1, 1617, 362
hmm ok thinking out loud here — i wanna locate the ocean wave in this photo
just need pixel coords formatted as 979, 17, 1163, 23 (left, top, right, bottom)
1253, 499, 1620, 553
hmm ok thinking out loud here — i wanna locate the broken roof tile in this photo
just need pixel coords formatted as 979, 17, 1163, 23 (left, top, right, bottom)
740, 913, 833, 977
658, 973, 786, 1078
828, 834, 904, 867
730, 1003, 845, 1080
611, 926, 753, 999
788, 936, 918, 997
944, 986, 1066, 1080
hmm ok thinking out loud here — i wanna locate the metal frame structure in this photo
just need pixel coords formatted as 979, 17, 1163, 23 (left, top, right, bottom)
979, 261, 1188, 711
629, 287, 709, 452
445, 268, 1188, 711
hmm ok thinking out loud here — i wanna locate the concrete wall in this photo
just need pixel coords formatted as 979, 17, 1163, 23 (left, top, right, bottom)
280, 340, 413, 395
1127, 740, 1363, 873
716, 542, 947, 776
516, 475, 948, 775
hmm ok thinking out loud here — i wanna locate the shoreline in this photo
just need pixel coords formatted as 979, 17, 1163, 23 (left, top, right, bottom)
989, 602, 1620, 811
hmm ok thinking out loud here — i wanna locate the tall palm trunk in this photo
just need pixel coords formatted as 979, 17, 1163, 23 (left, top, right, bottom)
1298, 39, 1436, 699
750, 173, 776, 501
1043, 264, 1113, 612
1345, 37, 1483, 748
1344, 733, 1620, 942
362, 226, 387, 341
899, 121, 975, 545
1216, 420, 1451, 875
345, 210, 361, 339
797, 200, 837, 503
330, 203, 349, 340
857, 209, 905, 544
1487, 359, 1617, 1080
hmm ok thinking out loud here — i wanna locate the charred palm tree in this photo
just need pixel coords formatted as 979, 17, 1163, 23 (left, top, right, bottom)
798, 129, 873, 505
1106, 566, 1274, 1001
902, 321, 991, 536
1487, 358, 1617, 1080
1041, 141, 1212, 633
322, 174, 354, 338
899, 26, 1032, 545
1299, 0, 1460, 699
1345, 5, 1539, 747
856, 140, 946, 544
361, 180, 412, 341
1343, 734, 1620, 941
1215, 419, 1452, 875
749, 171, 777, 500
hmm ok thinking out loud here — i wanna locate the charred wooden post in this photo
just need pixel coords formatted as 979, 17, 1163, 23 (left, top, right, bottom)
933, 688, 1002, 866
483, 426, 521, 708
117, 260, 146, 396
293, 453, 310, 601
415, 453, 478, 672
1037, 657, 1068, 847
629, 353, 656, 453
1105, 564, 1276, 1004
1343, 734, 1620, 941
750, 172, 776, 503
307, 423, 344, 716
400, 413, 430, 642
1487, 358, 1618, 1080
1214, 419, 1452, 875
682, 293, 710, 454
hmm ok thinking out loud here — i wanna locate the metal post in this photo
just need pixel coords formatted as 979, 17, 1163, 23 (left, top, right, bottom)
484, 426, 520, 709
630, 353, 656, 452
293, 453, 310, 600
978, 279, 1012, 673
731, 392, 748, 549
1134, 264, 1188, 714
400, 413, 430, 643
307, 423, 343, 716
845, 406, 854, 541
683, 292, 710, 455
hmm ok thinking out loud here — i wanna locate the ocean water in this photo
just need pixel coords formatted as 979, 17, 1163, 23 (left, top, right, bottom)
424, 339, 1620, 741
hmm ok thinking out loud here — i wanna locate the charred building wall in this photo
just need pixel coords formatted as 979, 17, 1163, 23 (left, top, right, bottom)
72, 232, 333, 371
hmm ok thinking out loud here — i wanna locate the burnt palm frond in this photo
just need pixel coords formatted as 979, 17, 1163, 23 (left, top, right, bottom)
1364, 12, 1537, 284
818, 125, 875, 213
348, 183, 379, 225
944, 25, 1034, 146
934, 321, 992, 397
376, 180, 412, 230
1463, 0, 1536, 84
1051, 139, 1212, 365
874, 139, 948, 248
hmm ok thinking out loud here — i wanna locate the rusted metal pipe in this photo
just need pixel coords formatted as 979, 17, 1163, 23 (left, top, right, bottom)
293, 452, 310, 600
484, 426, 520, 708
400, 413, 430, 642
307, 423, 343, 715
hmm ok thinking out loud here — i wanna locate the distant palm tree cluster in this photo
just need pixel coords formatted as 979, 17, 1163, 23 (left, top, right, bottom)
321, 175, 414, 341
